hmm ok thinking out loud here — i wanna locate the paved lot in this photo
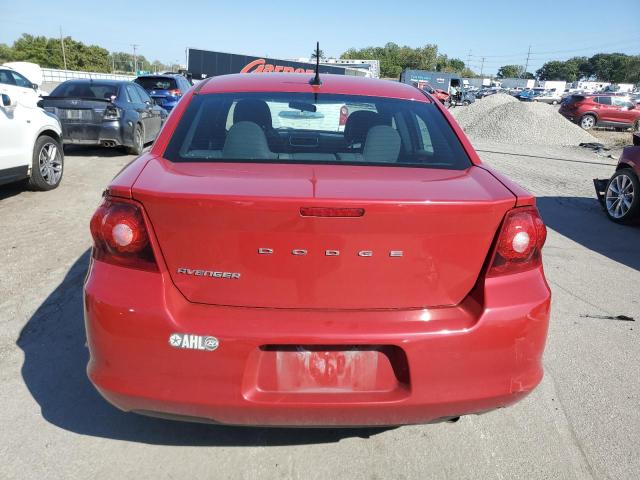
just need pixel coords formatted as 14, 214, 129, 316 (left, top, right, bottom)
0, 143, 638, 480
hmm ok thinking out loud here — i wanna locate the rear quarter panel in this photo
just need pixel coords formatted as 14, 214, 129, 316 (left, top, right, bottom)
618, 146, 640, 177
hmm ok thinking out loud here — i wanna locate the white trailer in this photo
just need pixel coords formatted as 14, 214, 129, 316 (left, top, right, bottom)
500, 78, 535, 89
536, 80, 566, 95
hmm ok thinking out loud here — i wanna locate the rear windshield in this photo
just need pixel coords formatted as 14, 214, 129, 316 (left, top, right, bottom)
51, 82, 119, 99
164, 92, 471, 170
135, 77, 178, 90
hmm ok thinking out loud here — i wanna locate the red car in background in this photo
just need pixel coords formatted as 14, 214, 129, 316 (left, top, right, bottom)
85, 73, 550, 426
560, 94, 640, 130
594, 132, 640, 223
415, 81, 450, 105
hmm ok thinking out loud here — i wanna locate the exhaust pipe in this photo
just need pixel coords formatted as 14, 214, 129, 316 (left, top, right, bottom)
102, 141, 116, 148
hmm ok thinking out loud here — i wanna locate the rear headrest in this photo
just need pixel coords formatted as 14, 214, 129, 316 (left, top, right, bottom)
222, 121, 276, 160
233, 99, 273, 130
344, 111, 386, 145
363, 125, 401, 163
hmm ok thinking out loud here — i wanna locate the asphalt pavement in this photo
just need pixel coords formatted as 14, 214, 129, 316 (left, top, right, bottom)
0, 143, 638, 480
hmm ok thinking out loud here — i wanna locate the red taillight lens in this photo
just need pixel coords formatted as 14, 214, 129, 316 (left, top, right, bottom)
168, 88, 182, 97
90, 196, 158, 271
103, 105, 121, 120
487, 206, 547, 277
339, 105, 349, 126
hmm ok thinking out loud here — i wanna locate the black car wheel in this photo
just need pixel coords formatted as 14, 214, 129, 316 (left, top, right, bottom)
580, 114, 596, 130
128, 124, 144, 155
462, 100, 470, 106
604, 169, 639, 224
28, 135, 64, 191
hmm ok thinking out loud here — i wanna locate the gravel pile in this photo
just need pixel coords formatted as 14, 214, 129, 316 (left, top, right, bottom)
451, 93, 596, 146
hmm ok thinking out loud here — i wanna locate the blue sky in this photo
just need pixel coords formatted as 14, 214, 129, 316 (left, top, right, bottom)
1, 0, 639, 75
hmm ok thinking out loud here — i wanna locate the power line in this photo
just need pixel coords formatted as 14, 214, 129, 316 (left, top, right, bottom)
528, 38, 640, 56
454, 36, 640, 64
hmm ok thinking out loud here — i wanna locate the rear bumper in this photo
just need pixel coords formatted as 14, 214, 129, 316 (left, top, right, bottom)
60, 120, 131, 147
84, 261, 550, 426
151, 97, 177, 111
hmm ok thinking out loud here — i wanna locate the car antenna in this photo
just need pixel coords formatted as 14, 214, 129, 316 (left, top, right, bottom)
309, 41, 322, 86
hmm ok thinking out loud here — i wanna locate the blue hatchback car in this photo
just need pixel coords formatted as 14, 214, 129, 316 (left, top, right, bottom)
134, 74, 192, 112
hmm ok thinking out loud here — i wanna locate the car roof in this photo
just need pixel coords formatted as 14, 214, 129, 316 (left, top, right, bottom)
136, 74, 182, 78
60, 79, 130, 86
197, 73, 430, 101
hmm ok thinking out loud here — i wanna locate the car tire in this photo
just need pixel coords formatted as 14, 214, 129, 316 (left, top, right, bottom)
604, 169, 639, 224
127, 124, 144, 155
462, 100, 470, 106
552, 100, 558, 105
28, 135, 64, 191
580, 114, 596, 130
634, 120, 640, 132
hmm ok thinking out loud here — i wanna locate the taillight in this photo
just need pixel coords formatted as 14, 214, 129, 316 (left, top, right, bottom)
487, 206, 547, 277
168, 89, 182, 97
90, 196, 158, 271
339, 105, 348, 126
103, 105, 121, 120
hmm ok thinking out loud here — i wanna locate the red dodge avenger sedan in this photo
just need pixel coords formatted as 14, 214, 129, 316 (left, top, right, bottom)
85, 73, 550, 426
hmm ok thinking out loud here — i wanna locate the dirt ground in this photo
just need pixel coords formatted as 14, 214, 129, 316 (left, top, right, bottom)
589, 128, 636, 148
0, 143, 638, 480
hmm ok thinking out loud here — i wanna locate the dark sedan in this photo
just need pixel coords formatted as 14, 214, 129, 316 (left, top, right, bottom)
41, 79, 167, 154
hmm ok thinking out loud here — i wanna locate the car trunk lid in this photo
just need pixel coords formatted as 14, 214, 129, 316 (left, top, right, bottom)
132, 159, 516, 309
41, 97, 110, 123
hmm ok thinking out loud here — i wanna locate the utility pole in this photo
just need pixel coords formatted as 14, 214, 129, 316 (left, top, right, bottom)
480, 57, 485, 77
523, 45, 531, 78
59, 26, 67, 70
466, 49, 472, 69
131, 44, 139, 74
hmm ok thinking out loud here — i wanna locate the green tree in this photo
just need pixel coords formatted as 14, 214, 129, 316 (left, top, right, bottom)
460, 67, 477, 78
0, 43, 13, 63
536, 60, 580, 81
496, 64, 524, 78
587, 53, 635, 82
11, 34, 54, 66
341, 43, 469, 78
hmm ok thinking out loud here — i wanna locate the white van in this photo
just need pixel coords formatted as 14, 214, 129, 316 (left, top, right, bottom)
0, 91, 64, 190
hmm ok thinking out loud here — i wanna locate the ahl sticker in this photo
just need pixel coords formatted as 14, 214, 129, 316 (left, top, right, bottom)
169, 333, 219, 351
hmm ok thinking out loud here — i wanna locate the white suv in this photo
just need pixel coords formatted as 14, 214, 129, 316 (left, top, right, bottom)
0, 92, 64, 190
0, 66, 42, 108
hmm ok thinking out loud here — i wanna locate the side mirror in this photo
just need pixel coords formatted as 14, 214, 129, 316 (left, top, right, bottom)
1, 93, 16, 109
32, 83, 39, 91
